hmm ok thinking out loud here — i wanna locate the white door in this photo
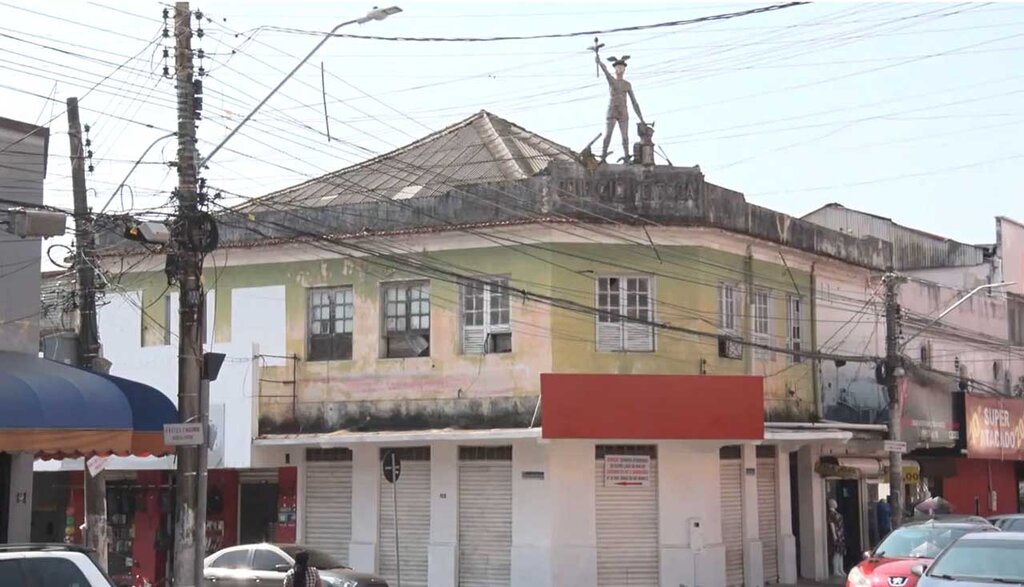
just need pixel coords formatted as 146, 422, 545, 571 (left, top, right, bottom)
757, 457, 780, 584
303, 449, 353, 564
458, 447, 512, 587
595, 447, 659, 587
378, 448, 431, 587
721, 455, 744, 587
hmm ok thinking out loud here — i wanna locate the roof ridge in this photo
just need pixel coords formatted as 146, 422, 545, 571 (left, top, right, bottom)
245, 110, 492, 207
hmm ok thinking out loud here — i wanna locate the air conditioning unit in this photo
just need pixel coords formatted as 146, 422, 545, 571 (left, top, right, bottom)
718, 335, 742, 360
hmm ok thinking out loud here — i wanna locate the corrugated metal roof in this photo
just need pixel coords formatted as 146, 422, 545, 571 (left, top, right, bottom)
802, 203, 987, 269
241, 110, 576, 212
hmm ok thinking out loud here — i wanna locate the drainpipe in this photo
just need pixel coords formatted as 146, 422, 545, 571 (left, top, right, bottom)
745, 246, 755, 377
810, 262, 821, 419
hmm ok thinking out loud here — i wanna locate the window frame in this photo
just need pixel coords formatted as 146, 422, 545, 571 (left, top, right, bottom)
459, 276, 512, 355
306, 285, 355, 362
594, 275, 655, 353
787, 294, 803, 363
752, 287, 772, 360
380, 280, 431, 359
719, 282, 739, 333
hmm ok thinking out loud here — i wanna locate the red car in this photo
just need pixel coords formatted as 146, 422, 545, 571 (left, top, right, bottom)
847, 519, 997, 587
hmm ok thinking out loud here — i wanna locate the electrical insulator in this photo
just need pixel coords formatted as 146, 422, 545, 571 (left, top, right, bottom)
193, 78, 203, 96
196, 27, 205, 38
85, 139, 91, 148
163, 27, 169, 38
193, 96, 203, 120
195, 10, 204, 20
162, 8, 169, 19
163, 48, 169, 59
163, 66, 170, 77
197, 48, 205, 59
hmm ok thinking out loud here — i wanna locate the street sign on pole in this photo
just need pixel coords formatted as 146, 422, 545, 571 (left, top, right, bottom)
382, 449, 402, 484
381, 450, 402, 587
884, 440, 908, 454
163, 423, 204, 446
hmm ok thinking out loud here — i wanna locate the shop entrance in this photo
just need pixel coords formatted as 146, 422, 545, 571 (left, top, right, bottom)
239, 483, 278, 544
826, 479, 861, 575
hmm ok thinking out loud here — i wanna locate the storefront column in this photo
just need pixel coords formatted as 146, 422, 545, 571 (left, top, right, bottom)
659, 444, 725, 587
349, 445, 380, 574
511, 440, 551, 587
428, 442, 457, 587
741, 445, 764, 587
777, 450, 798, 584
548, 441, 597, 587
797, 445, 827, 581
5, 453, 33, 543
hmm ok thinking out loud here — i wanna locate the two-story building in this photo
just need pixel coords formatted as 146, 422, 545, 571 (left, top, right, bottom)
81, 110, 907, 587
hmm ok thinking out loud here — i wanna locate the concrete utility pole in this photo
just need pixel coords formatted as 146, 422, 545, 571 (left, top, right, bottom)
883, 270, 905, 529
172, 3, 205, 584
68, 96, 109, 571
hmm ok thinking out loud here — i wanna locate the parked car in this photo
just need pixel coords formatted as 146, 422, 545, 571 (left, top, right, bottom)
988, 513, 1024, 531
203, 543, 388, 587
0, 544, 115, 587
913, 531, 1024, 586
847, 519, 997, 587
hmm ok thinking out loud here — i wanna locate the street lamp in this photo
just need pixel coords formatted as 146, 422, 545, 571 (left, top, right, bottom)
200, 5, 402, 167
901, 281, 1016, 349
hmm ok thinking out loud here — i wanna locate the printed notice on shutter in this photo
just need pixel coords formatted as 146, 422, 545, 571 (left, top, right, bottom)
603, 454, 651, 487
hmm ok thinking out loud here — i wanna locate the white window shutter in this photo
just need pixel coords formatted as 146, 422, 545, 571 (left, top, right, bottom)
623, 321, 654, 352
597, 321, 623, 352
463, 325, 487, 355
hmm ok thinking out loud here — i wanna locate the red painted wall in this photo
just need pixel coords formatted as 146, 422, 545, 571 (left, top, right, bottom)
206, 469, 239, 552
275, 467, 297, 543
130, 471, 166, 587
541, 373, 764, 440
944, 459, 1019, 517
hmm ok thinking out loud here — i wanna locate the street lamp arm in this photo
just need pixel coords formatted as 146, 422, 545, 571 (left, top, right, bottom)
199, 7, 401, 168
900, 281, 1016, 349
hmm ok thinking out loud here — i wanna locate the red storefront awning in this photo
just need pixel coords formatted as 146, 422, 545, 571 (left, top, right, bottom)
540, 373, 764, 440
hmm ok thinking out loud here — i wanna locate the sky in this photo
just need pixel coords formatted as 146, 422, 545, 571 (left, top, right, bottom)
2, 0, 1023, 268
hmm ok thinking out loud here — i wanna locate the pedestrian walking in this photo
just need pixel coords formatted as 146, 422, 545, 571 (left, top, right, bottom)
284, 551, 322, 587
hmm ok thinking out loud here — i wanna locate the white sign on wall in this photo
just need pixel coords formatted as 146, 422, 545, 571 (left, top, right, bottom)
603, 454, 651, 487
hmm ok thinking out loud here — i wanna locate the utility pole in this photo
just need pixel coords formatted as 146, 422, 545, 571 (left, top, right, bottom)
884, 270, 906, 529
68, 96, 109, 571
172, 3, 205, 585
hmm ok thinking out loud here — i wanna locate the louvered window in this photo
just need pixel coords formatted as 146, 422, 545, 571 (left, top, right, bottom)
382, 281, 430, 358
753, 288, 771, 360
787, 295, 803, 363
719, 283, 738, 332
596, 276, 654, 352
308, 286, 354, 361
460, 277, 512, 354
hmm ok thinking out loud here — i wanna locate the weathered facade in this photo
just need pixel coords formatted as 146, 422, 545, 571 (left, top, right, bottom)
90, 111, 918, 587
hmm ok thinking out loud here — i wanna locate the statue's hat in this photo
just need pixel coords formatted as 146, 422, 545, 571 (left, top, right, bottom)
607, 55, 631, 67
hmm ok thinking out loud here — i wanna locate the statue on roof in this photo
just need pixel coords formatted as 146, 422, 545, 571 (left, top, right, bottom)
591, 38, 645, 164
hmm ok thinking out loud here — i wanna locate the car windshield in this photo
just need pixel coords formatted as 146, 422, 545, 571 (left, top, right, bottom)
874, 526, 976, 558
928, 539, 1024, 582
278, 546, 348, 570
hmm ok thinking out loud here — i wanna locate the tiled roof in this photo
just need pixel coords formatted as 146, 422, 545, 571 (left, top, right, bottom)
240, 110, 576, 211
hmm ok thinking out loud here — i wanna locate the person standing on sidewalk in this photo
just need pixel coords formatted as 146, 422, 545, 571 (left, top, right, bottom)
284, 551, 322, 587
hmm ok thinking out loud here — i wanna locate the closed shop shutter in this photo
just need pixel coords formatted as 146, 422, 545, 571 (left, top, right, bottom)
757, 457, 779, 584
238, 469, 278, 484
304, 449, 353, 564
721, 455, 744, 587
379, 447, 431, 587
458, 446, 512, 587
595, 446, 659, 587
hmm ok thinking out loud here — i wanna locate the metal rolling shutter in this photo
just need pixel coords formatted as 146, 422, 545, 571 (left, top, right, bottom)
458, 447, 512, 587
379, 447, 431, 587
595, 446, 659, 587
757, 456, 779, 585
720, 453, 744, 587
304, 449, 353, 564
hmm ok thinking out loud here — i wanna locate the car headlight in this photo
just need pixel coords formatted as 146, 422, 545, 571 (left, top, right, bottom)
848, 565, 870, 587
325, 579, 357, 587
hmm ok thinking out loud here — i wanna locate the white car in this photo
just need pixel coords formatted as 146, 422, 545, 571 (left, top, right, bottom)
0, 544, 114, 586
204, 543, 388, 587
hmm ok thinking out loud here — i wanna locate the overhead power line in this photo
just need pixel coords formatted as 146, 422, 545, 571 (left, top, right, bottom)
257, 2, 812, 43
